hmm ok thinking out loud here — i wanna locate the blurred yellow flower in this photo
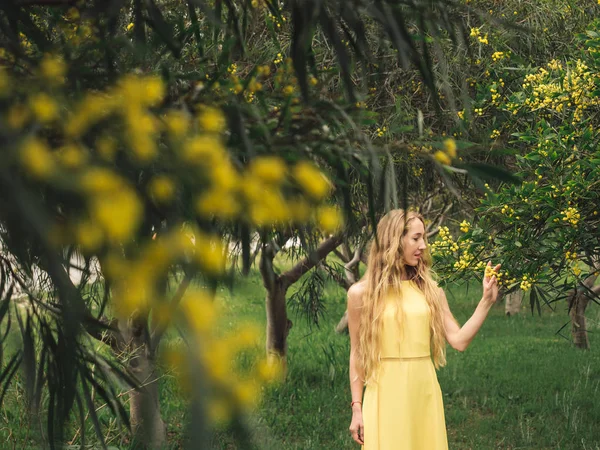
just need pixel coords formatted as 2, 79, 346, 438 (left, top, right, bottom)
443, 138, 457, 158
181, 289, 216, 334
317, 206, 343, 233
74, 220, 104, 252
198, 106, 226, 133
187, 232, 226, 275
195, 191, 240, 220
20, 138, 55, 179
181, 135, 224, 163
164, 110, 189, 137
90, 188, 143, 242
148, 175, 176, 203
96, 135, 118, 161
433, 150, 451, 165
29, 93, 59, 123
40, 54, 66, 84
292, 161, 331, 200
287, 198, 311, 223
249, 156, 287, 184
257, 358, 283, 383
80, 168, 123, 193
57, 144, 88, 169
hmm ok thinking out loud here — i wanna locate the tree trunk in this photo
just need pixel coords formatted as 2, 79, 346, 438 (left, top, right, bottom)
335, 310, 349, 334
119, 318, 166, 449
504, 290, 523, 316
265, 279, 292, 372
569, 292, 590, 350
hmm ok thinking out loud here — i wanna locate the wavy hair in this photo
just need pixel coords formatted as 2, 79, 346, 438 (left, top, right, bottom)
357, 209, 447, 383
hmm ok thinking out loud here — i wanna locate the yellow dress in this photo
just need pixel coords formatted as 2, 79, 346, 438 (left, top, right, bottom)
362, 281, 448, 450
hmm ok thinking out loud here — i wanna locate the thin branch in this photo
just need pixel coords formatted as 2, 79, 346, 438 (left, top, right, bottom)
280, 234, 342, 288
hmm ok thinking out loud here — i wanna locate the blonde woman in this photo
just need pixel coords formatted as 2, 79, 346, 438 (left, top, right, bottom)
347, 209, 500, 449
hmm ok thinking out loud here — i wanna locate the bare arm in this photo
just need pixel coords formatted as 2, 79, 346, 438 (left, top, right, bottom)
347, 282, 365, 445
440, 263, 500, 352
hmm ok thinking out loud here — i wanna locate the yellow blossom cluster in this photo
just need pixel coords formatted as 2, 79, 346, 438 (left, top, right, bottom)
520, 275, 532, 291
376, 126, 388, 137
500, 204, 515, 217
491, 51, 506, 62
459, 220, 470, 233
565, 250, 577, 262
430, 226, 459, 256
453, 250, 475, 270
561, 206, 580, 225
5, 56, 347, 426
517, 59, 600, 122
433, 138, 457, 165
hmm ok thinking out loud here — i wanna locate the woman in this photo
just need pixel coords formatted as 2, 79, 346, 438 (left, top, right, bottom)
347, 209, 500, 449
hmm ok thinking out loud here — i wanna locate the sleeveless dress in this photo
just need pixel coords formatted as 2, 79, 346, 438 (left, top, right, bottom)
362, 281, 448, 450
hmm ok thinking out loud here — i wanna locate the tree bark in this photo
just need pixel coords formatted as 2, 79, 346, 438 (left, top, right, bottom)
119, 317, 166, 449
260, 234, 342, 372
569, 292, 591, 350
265, 279, 292, 370
504, 290, 523, 316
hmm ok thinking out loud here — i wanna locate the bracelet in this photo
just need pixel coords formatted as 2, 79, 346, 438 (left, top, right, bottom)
351, 401, 362, 408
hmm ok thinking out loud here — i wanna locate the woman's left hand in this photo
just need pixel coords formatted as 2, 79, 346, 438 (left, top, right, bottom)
482, 261, 501, 304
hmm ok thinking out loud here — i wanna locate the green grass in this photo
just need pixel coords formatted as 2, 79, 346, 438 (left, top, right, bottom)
1, 271, 599, 449
205, 271, 600, 450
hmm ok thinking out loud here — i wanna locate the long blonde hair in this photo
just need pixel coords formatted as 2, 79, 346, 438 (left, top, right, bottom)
358, 209, 447, 382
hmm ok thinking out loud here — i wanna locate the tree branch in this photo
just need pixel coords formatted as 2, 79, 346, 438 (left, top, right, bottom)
280, 234, 342, 288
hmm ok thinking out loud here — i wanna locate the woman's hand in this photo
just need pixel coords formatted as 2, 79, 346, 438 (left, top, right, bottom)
483, 261, 501, 304
349, 406, 364, 445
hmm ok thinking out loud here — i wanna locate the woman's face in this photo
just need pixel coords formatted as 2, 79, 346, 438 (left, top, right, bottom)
402, 218, 427, 267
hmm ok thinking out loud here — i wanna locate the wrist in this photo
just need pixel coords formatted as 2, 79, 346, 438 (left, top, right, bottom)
480, 296, 494, 308
351, 400, 362, 412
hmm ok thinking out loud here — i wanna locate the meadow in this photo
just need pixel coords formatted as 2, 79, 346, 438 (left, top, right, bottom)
206, 272, 600, 450
1, 269, 599, 450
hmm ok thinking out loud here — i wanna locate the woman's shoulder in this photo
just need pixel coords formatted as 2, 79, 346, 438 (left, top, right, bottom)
347, 280, 367, 307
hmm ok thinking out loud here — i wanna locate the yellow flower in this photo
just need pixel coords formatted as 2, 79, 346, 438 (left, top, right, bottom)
249, 156, 287, 184
180, 289, 216, 334
433, 150, 451, 165
57, 144, 88, 169
164, 110, 189, 137
283, 85, 294, 96
257, 358, 283, 383
287, 198, 311, 223
20, 138, 56, 179
194, 234, 226, 275
148, 175, 176, 203
80, 167, 123, 193
126, 22, 135, 32
443, 138, 457, 158
195, 191, 240, 219
292, 161, 331, 200
181, 135, 224, 163
198, 106, 226, 133
29, 93, 59, 123
90, 188, 143, 243
459, 220, 470, 233
234, 379, 260, 410
317, 206, 343, 233
40, 54, 66, 84
96, 135, 118, 161
74, 220, 104, 252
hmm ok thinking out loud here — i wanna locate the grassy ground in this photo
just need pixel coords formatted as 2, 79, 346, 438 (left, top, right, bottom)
206, 271, 600, 450
1, 270, 599, 449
